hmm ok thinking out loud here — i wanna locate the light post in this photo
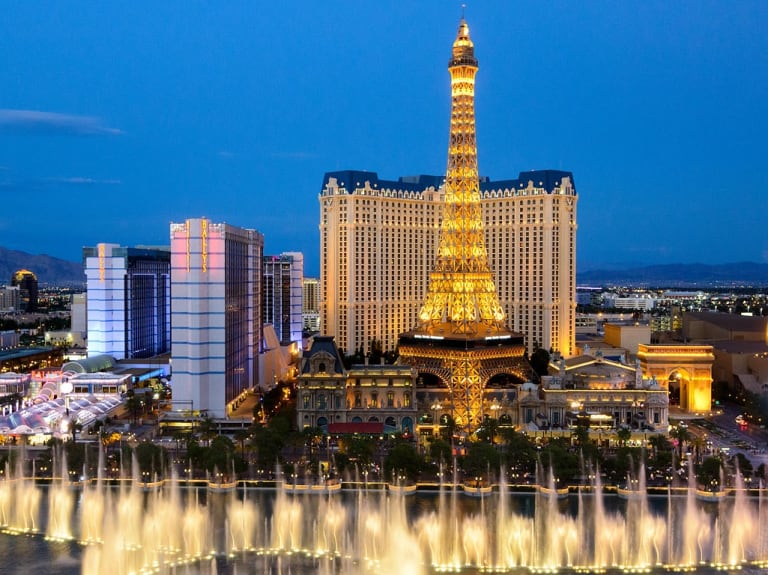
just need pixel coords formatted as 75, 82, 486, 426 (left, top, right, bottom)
60, 380, 74, 441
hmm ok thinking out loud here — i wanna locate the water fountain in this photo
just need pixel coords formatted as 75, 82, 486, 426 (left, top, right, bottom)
0, 460, 767, 575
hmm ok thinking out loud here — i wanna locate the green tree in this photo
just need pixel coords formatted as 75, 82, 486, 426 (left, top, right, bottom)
499, 428, 538, 474
384, 442, 422, 483
428, 438, 453, 466
669, 424, 690, 459
197, 415, 218, 446
476, 417, 500, 445
250, 424, 285, 470
460, 442, 500, 480
616, 427, 631, 447
539, 438, 579, 486
696, 456, 723, 490
368, 339, 384, 365
573, 424, 591, 447
204, 435, 245, 477
343, 436, 375, 466
729, 452, 753, 479
134, 442, 167, 479
125, 391, 142, 425
530, 348, 551, 377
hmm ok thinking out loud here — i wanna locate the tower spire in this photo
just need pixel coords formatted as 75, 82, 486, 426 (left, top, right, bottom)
416, 16, 505, 336
398, 18, 530, 433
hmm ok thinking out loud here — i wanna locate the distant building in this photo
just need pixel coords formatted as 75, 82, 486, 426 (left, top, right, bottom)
262, 252, 303, 347
0, 286, 21, 312
683, 311, 767, 343
602, 294, 655, 311
0, 331, 20, 348
83, 244, 171, 360
0, 347, 63, 374
70, 293, 87, 343
682, 311, 768, 395
11, 269, 38, 312
302, 277, 320, 333
170, 217, 264, 418
603, 322, 651, 356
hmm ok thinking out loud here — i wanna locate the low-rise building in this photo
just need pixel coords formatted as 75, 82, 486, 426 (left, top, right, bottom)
519, 353, 669, 441
296, 336, 417, 435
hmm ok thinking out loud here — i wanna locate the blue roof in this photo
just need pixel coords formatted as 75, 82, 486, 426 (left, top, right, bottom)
323, 170, 444, 194
322, 169, 575, 195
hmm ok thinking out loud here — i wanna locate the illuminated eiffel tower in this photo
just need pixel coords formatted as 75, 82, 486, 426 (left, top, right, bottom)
399, 17, 530, 432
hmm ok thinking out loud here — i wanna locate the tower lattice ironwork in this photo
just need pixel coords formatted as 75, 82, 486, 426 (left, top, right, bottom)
399, 18, 531, 432
417, 18, 506, 336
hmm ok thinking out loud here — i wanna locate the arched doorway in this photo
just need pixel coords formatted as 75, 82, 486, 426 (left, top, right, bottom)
402, 417, 414, 435
668, 369, 688, 407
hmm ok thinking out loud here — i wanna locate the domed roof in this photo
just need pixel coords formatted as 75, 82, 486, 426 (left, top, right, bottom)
12, 269, 37, 281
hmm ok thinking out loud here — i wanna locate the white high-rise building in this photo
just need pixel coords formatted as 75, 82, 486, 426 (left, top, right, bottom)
262, 252, 303, 347
319, 170, 577, 357
83, 244, 171, 359
170, 218, 263, 418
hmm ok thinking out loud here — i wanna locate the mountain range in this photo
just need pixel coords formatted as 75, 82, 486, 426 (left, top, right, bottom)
0, 246, 84, 286
2, 246, 768, 288
576, 262, 768, 287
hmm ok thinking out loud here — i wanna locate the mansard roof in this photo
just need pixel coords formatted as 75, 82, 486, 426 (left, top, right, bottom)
322, 169, 575, 196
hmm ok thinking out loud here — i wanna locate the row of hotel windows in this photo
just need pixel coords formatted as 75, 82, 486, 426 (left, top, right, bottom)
303, 391, 412, 410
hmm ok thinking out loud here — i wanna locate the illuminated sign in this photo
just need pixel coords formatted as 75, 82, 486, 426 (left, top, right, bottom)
185, 222, 191, 272
98, 244, 105, 282
201, 218, 208, 273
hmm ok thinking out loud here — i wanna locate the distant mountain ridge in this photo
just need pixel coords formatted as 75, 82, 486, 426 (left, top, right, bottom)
577, 262, 768, 287
0, 246, 84, 285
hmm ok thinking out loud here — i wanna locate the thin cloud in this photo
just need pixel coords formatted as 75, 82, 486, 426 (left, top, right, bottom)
47, 177, 122, 185
268, 151, 318, 160
0, 176, 122, 193
0, 109, 123, 136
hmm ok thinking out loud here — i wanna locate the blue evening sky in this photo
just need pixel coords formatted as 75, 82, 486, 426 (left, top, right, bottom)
1, 1, 766, 276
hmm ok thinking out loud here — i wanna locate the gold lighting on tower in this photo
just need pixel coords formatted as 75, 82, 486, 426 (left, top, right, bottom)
399, 17, 531, 432
417, 17, 505, 335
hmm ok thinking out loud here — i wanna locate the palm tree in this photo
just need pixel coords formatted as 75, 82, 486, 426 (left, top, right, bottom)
669, 424, 690, 459
197, 415, 218, 446
233, 427, 252, 461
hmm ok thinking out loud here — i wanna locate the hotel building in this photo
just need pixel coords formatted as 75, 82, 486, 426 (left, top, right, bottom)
262, 252, 303, 347
319, 169, 577, 357
302, 277, 321, 333
170, 218, 263, 418
83, 244, 171, 360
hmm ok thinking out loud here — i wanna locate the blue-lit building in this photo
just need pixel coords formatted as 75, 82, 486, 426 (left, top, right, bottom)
83, 244, 171, 360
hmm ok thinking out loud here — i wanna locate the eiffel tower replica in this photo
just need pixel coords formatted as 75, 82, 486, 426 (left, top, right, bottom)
398, 17, 531, 432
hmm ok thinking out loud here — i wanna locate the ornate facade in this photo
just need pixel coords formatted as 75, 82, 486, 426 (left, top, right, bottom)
296, 336, 417, 434
518, 353, 670, 439
637, 344, 714, 413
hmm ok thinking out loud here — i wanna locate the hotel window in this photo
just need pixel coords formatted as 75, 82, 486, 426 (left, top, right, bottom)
387, 391, 394, 407
355, 391, 362, 408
